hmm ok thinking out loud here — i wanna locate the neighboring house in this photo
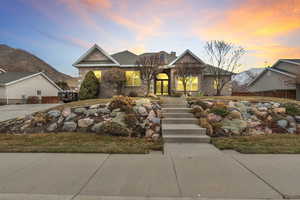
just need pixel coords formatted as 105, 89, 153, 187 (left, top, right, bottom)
248, 59, 300, 100
73, 44, 232, 97
0, 72, 62, 104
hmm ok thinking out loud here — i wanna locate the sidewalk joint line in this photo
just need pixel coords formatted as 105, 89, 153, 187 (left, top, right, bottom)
170, 154, 183, 197
230, 155, 286, 199
70, 154, 111, 200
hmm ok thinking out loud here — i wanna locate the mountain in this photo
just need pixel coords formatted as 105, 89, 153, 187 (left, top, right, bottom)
0, 44, 71, 82
232, 68, 264, 92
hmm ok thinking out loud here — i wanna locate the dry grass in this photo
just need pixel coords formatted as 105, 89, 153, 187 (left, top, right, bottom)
54, 97, 161, 110
0, 133, 163, 154
188, 96, 300, 105
212, 134, 300, 154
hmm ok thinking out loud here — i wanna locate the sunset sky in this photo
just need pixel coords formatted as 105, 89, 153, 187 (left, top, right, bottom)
1, 0, 300, 76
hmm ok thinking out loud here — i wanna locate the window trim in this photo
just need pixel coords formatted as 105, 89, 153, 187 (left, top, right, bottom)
126, 71, 141, 87
176, 76, 199, 92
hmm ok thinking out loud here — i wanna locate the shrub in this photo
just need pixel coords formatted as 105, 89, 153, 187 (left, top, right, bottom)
210, 107, 229, 117
128, 91, 138, 97
283, 103, 300, 116
194, 100, 209, 110
108, 95, 134, 112
27, 96, 39, 104
97, 121, 130, 136
79, 71, 100, 100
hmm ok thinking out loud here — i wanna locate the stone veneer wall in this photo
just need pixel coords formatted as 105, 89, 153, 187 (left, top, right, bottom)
78, 67, 147, 98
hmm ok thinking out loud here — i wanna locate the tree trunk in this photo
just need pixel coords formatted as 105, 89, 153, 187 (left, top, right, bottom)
183, 81, 187, 96
146, 81, 151, 96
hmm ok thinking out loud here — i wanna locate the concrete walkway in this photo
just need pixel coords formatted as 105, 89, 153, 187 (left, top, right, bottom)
0, 104, 60, 122
0, 150, 294, 200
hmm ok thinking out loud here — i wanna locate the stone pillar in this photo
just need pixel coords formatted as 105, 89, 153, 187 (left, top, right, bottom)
296, 84, 300, 101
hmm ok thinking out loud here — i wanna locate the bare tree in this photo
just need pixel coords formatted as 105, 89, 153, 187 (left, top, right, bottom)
174, 62, 202, 96
103, 68, 126, 95
136, 53, 162, 96
205, 40, 245, 96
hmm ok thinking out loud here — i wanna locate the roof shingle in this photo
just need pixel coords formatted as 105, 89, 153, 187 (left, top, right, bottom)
0, 72, 36, 85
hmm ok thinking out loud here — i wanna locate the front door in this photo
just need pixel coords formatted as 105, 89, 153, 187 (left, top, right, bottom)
155, 73, 169, 95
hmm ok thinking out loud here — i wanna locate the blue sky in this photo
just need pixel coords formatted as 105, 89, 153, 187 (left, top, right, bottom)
1, 0, 299, 77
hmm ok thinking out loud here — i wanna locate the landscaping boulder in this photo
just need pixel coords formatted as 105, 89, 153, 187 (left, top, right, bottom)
85, 109, 98, 117
78, 118, 94, 128
137, 106, 148, 116
62, 121, 77, 132
65, 113, 77, 121
62, 108, 71, 117
277, 119, 288, 129
47, 110, 61, 118
221, 119, 247, 135
47, 123, 58, 132
112, 112, 126, 126
73, 107, 87, 114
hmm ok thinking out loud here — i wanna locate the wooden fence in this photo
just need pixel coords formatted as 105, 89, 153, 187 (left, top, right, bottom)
41, 96, 60, 104
232, 90, 296, 99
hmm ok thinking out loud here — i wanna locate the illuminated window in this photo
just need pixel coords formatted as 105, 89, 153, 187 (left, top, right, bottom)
126, 71, 141, 86
93, 70, 102, 80
156, 73, 168, 79
213, 79, 219, 89
176, 76, 198, 91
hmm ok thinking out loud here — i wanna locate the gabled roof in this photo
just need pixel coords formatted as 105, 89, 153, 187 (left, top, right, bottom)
248, 67, 296, 87
140, 51, 177, 65
248, 58, 300, 87
280, 59, 300, 66
168, 49, 204, 66
111, 50, 139, 66
203, 64, 234, 75
0, 72, 62, 91
73, 44, 120, 67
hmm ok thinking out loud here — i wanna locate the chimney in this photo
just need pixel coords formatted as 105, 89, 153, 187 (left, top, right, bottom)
171, 51, 176, 57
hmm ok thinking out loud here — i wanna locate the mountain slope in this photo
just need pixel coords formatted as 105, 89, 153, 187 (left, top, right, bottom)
0, 44, 71, 82
232, 68, 264, 92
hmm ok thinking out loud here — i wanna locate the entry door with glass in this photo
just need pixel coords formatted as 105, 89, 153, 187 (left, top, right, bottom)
155, 73, 169, 95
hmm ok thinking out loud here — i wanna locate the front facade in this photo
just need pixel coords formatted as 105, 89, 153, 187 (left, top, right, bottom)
248, 59, 300, 100
0, 72, 62, 104
73, 44, 232, 97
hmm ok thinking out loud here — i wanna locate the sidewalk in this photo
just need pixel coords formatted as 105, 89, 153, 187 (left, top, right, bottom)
0, 145, 296, 199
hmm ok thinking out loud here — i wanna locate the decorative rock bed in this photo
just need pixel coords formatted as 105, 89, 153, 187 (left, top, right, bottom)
188, 99, 300, 137
0, 97, 162, 140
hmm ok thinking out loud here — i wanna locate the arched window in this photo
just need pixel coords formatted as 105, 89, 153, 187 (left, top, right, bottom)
156, 73, 168, 80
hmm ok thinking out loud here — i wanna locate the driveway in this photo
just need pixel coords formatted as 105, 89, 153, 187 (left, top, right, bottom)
0, 104, 60, 121
1, 144, 299, 200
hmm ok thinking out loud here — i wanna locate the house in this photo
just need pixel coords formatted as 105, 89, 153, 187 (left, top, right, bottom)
0, 72, 62, 104
73, 44, 233, 97
248, 59, 300, 100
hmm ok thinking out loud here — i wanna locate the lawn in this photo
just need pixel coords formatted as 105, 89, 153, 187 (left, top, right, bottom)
212, 134, 300, 154
188, 96, 300, 106
0, 133, 163, 154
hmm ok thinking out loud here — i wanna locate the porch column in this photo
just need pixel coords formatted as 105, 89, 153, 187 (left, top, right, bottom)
296, 84, 300, 101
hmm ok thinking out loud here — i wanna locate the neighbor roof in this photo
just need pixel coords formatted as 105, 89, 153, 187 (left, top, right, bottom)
0, 72, 62, 91
0, 72, 36, 85
281, 59, 300, 64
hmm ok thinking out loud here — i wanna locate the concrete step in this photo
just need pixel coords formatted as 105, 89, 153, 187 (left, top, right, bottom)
162, 124, 206, 135
162, 108, 191, 113
162, 104, 187, 108
162, 118, 198, 124
163, 134, 211, 143
163, 113, 194, 118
